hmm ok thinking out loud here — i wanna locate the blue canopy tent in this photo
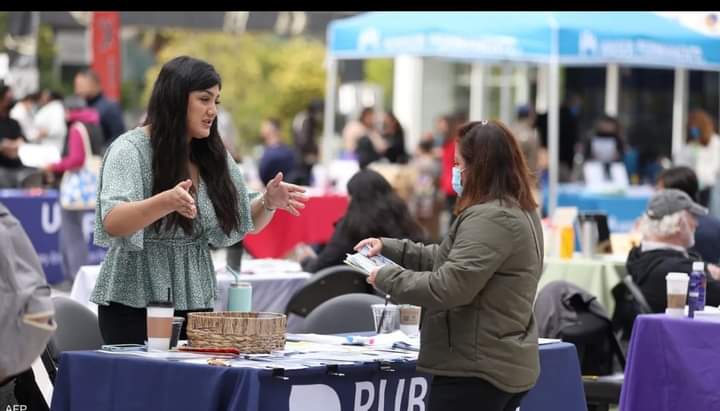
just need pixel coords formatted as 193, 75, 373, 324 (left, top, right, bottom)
323, 12, 720, 217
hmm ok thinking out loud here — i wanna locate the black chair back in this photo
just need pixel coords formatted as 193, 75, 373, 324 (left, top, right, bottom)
285, 265, 373, 318
299, 293, 385, 334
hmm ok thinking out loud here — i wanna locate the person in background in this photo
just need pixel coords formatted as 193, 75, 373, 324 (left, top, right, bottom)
657, 166, 720, 264
583, 114, 626, 164
342, 106, 387, 166
41, 97, 104, 286
291, 98, 323, 186
74, 68, 126, 145
358, 120, 543, 411
381, 111, 408, 164
509, 105, 540, 179
675, 109, 720, 207
439, 113, 463, 228
258, 118, 296, 186
89, 56, 307, 344
297, 168, 426, 273
0, 84, 35, 188
409, 136, 443, 242
33, 89, 68, 153
626, 189, 720, 314
9, 91, 40, 142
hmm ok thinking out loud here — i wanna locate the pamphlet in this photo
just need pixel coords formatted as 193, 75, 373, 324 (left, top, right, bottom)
344, 244, 401, 274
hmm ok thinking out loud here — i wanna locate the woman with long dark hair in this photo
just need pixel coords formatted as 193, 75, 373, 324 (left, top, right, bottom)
90, 56, 307, 344
357, 120, 544, 411
300, 168, 425, 273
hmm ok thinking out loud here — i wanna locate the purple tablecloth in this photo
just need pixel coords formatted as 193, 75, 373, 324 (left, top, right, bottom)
619, 314, 720, 410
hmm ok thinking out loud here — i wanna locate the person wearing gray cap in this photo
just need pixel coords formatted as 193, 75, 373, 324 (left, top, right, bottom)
626, 189, 720, 314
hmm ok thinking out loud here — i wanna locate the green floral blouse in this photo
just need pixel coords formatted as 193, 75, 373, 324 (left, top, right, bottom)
89, 128, 258, 310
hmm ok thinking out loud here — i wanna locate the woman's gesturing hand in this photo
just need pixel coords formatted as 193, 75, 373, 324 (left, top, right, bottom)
265, 172, 308, 216
354, 238, 382, 257
165, 179, 196, 219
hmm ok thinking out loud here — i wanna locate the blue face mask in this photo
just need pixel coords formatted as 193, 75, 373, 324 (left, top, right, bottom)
690, 127, 701, 140
452, 166, 464, 196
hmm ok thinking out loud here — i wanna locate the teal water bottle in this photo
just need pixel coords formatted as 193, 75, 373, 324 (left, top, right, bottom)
227, 282, 252, 312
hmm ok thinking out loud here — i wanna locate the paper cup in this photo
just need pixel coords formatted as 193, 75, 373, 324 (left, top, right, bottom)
399, 305, 421, 337
147, 303, 174, 351
665, 272, 689, 317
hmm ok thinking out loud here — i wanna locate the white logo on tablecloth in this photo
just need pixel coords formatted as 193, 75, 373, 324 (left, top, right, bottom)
290, 377, 428, 411
41, 202, 61, 234
289, 384, 341, 411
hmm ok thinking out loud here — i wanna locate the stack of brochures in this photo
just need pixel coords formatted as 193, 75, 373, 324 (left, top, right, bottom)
344, 245, 400, 274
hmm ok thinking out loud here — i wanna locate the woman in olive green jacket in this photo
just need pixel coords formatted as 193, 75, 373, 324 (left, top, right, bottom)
357, 120, 544, 411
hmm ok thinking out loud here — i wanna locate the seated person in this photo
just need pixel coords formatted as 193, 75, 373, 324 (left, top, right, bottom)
299, 168, 426, 273
657, 166, 720, 264
257, 118, 296, 186
626, 189, 720, 313
583, 115, 625, 164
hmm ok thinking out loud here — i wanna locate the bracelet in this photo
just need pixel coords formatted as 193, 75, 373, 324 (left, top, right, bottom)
261, 193, 276, 212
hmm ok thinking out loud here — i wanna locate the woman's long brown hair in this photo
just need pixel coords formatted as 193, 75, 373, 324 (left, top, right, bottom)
454, 120, 538, 214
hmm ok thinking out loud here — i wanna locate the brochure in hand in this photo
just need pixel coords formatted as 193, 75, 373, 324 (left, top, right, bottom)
344, 245, 401, 274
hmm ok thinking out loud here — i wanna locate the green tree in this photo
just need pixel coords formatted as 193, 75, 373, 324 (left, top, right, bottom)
143, 31, 326, 153
364, 59, 394, 110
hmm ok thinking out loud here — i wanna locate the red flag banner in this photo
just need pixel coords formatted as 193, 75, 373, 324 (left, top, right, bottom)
91, 12, 121, 102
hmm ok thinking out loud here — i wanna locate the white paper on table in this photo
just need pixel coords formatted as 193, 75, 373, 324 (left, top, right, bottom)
18, 144, 60, 168
539, 338, 562, 345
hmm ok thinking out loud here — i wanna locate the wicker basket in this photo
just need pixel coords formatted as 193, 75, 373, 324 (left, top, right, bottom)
186, 312, 287, 353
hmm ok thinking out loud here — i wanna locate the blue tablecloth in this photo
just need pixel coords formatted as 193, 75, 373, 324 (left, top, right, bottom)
619, 314, 720, 411
0, 189, 106, 283
50, 343, 585, 411
545, 184, 654, 232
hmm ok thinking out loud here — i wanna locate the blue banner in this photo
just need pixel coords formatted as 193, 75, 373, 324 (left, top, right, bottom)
0, 189, 106, 284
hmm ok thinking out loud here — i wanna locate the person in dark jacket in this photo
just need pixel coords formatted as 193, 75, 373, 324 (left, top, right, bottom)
626, 189, 720, 313
359, 120, 544, 411
299, 168, 426, 273
657, 166, 720, 264
257, 118, 296, 186
74, 68, 126, 145
381, 111, 408, 164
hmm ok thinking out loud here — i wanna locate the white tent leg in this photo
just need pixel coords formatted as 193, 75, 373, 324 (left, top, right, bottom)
536, 65, 549, 114
605, 63, 619, 117
671, 68, 688, 160
393, 55, 424, 154
469, 62, 487, 121
500, 63, 513, 124
321, 57, 338, 167
547, 13, 561, 219
514, 64, 530, 108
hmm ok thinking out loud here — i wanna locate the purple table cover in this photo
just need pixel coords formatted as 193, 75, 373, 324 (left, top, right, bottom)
619, 314, 720, 411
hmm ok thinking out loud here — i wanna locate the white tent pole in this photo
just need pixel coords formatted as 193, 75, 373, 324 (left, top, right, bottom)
322, 57, 338, 168
500, 63, 513, 124
671, 68, 688, 160
536, 65, 548, 113
393, 55, 424, 155
514, 64, 530, 108
469, 62, 486, 121
605, 63, 619, 117
548, 16, 560, 218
